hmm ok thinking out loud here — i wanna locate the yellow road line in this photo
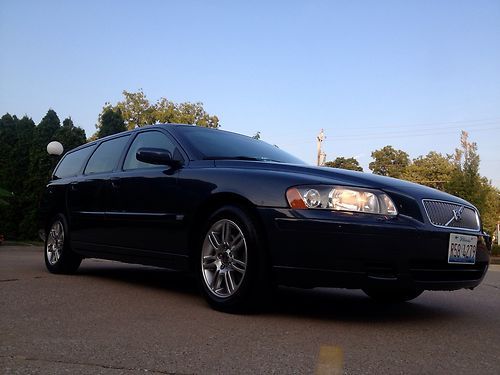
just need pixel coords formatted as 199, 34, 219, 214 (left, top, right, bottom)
315, 345, 344, 375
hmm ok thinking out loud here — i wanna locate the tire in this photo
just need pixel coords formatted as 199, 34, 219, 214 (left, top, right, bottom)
198, 205, 268, 313
363, 286, 423, 303
44, 214, 82, 274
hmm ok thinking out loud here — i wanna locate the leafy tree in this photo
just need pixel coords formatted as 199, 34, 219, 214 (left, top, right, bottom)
156, 99, 219, 128
95, 107, 126, 139
20, 110, 64, 238
0, 187, 12, 207
93, 90, 220, 135
446, 131, 483, 204
324, 157, 363, 171
116, 89, 156, 129
402, 151, 454, 190
0, 114, 36, 239
479, 184, 500, 236
55, 117, 87, 153
369, 145, 410, 178
0, 114, 18, 190
445, 131, 498, 233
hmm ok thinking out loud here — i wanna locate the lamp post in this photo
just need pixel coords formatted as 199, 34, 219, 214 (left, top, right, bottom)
47, 141, 64, 156
47, 141, 64, 176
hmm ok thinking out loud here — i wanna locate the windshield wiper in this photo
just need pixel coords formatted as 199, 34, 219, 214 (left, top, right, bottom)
203, 156, 281, 162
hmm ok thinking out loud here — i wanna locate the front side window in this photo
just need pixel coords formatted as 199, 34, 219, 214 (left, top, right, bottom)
54, 145, 96, 179
84, 136, 130, 175
123, 131, 181, 170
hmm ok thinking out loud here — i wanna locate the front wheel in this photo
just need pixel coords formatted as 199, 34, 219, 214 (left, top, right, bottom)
363, 286, 423, 303
44, 215, 82, 274
198, 206, 268, 312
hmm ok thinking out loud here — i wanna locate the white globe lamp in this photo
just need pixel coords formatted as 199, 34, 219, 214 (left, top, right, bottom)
47, 141, 64, 156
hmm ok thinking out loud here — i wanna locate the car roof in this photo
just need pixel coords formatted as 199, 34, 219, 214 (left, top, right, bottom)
67, 123, 198, 154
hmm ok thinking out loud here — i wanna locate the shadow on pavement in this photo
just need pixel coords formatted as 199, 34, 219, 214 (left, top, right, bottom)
77, 260, 200, 295
76, 260, 458, 323
267, 286, 456, 324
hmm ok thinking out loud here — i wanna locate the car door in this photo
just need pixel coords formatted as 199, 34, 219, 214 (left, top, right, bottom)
68, 135, 130, 252
104, 130, 187, 260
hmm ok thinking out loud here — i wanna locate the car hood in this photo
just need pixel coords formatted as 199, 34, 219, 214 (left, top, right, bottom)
213, 160, 474, 207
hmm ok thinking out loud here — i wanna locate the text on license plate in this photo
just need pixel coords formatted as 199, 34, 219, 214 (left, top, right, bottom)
448, 233, 477, 264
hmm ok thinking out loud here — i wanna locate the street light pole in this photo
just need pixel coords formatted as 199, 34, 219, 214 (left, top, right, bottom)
317, 129, 326, 166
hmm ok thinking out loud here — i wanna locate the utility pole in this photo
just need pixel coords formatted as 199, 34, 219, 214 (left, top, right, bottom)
317, 129, 326, 166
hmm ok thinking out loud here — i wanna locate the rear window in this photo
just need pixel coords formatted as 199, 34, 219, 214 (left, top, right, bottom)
53, 145, 96, 179
84, 136, 130, 175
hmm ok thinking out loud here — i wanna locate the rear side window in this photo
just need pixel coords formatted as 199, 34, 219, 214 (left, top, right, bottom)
84, 136, 130, 175
54, 145, 96, 179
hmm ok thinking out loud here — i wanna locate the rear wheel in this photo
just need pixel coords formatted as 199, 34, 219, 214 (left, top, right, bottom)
44, 215, 82, 274
198, 206, 268, 312
363, 286, 423, 303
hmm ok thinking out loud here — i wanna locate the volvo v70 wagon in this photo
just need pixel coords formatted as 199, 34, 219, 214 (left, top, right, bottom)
40, 124, 491, 311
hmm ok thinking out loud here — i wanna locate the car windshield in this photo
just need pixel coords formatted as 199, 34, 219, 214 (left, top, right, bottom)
174, 126, 305, 164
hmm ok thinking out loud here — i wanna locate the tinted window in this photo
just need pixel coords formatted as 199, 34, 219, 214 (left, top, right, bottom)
175, 126, 305, 164
54, 145, 96, 179
84, 136, 130, 174
123, 131, 181, 170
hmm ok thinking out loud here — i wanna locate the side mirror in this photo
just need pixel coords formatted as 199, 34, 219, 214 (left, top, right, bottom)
136, 148, 183, 168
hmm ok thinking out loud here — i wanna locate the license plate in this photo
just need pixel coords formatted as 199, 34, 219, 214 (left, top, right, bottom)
448, 233, 477, 264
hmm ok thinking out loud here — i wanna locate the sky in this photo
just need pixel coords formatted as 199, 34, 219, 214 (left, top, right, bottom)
1, 0, 499, 186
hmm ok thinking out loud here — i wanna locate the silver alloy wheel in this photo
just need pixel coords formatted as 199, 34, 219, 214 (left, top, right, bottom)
46, 220, 64, 266
201, 219, 248, 298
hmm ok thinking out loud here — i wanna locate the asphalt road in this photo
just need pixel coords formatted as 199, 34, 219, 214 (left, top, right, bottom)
1, 246, 499, 375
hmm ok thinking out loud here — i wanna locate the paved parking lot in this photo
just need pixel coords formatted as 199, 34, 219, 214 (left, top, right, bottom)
1, 246, 499, 374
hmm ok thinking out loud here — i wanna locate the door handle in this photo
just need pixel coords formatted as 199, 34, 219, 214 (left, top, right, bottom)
110, 178, 120, 189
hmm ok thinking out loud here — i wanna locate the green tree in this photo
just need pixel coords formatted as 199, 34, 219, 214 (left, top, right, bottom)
20, 110, 63, 238
0, 114, 18, 191
0, 187, 12, 208
445, 131, 498, 233
369, 145, 410, 178
55, 117, 87, 153
324, 157, 363, 171
0, 114, 36, 239
98, 89, 220, 132
479, 184, 500, 236
402, 151, 454, 190
116, 89, 156, 129
446, 131, 483, 204
156, 99, 219, 128
0, 110, 87, 239
95, 107, 126, 139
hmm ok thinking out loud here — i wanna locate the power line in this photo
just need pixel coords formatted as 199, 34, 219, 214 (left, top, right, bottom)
282, 124, 499, 146
275, 117, 500, 137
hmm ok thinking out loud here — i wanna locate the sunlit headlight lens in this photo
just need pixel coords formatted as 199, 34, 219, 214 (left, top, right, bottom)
286, 185, 397, 215
329, 188, 380, 213
304, 189, 321, 208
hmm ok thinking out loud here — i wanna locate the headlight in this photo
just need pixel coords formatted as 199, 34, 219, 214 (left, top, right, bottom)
286, 185, 397, 215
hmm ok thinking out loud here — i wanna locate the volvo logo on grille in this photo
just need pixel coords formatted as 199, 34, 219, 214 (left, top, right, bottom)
445, 205, 464, 226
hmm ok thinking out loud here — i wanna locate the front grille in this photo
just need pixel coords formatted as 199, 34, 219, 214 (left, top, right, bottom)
422, 199, 480, 231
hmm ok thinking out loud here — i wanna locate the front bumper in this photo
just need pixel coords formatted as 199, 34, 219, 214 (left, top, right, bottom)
258, 208, 490, 291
